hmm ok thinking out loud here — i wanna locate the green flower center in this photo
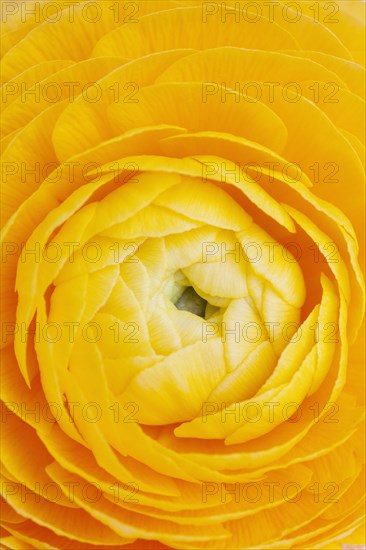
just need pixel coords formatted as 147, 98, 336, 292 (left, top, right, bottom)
174, 286, 208, 318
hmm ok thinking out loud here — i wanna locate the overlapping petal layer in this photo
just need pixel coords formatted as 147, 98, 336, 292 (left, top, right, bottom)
1, 1, 365, 548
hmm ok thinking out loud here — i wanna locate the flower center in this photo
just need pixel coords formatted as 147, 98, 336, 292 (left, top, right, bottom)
174, 286, 207, 318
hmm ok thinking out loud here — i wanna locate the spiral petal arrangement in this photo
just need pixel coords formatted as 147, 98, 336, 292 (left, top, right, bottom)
1, 1, 365, 548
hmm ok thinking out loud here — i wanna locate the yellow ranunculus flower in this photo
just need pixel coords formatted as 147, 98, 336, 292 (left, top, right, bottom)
1, 0, 365, 548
